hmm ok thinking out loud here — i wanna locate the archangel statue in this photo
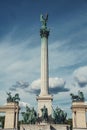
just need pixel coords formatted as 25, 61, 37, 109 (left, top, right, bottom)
40, 14, 48, 29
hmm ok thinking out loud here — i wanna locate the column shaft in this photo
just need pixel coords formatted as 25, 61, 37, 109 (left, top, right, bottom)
40, 36, 49, 96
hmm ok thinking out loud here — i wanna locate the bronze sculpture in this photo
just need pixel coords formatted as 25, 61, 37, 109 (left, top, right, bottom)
41, 105, 48, 122
40, 14, 48, 29
53, 107, 67, 124
21, 106, 37, 124
70, 90, 84, 102
7, 92, 20, 103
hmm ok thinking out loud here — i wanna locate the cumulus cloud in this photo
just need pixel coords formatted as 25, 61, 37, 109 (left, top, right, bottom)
9, 81, 29, 91
19, 101, 31, 108
49, 77, 69, 94
30, 77, 69, 94
73, 66, 87, 87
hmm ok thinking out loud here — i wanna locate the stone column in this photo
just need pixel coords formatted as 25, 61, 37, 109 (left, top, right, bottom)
15, 105, 19, 129
40, 29, 49, 96
36, 14, 53, 117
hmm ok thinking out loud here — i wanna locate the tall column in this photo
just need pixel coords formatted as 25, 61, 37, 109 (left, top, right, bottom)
40, 29, 49, 96
36, 14, 53, 117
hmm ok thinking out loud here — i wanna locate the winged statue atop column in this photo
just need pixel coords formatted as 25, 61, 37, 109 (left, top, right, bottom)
40, 14, 48, 29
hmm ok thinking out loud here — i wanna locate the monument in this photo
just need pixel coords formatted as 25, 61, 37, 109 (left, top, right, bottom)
36, 14, 53, 117
20, 14, 69, 130
71, 91, 87, 130
0, 93, 20, 129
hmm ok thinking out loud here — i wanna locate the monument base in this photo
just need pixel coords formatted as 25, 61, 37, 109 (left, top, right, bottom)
36, 95, 53, 117
20, 124, 70, 130
71, 102, 87, 128
72, 128, 87, 130
0, 102, 19, 129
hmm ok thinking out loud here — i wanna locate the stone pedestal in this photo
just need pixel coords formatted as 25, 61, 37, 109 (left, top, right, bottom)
37, 95, 53, 117
0, 102, 20, 129
20, 124, 70, 130
71, 102, 87, 129
4, 102, 19, 129
73, 128, 87, 130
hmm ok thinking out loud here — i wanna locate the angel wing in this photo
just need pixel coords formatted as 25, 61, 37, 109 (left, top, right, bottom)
40, 14, 45, 22
45, 14, 48, 21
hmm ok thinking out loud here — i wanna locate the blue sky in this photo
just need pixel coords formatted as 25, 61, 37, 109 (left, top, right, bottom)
0, 0, 87, 119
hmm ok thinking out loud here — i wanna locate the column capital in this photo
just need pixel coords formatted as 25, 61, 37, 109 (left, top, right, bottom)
40, 29, 49, 38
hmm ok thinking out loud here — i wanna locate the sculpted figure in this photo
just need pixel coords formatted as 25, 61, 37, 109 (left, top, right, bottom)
53, 107, 67, 124
7, 92, 13, 102
40, 14, 48, 29
21, 112, 29, 124
13, 93, 20, 103
78, 90, 84, 101
41, 105, 48, 121
21, 106, 37, 124
70, 90, 84, 102
28, 107, 37, 124
7, 92, 20, 103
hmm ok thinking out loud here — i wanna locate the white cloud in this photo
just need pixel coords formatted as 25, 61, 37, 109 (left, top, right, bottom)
19, 101, 31, 108
31, 79, 40, 90
30, 77, 69, 94
73, 66, 87, 87
49, 77, 65, 88
31, 77, 65, 89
